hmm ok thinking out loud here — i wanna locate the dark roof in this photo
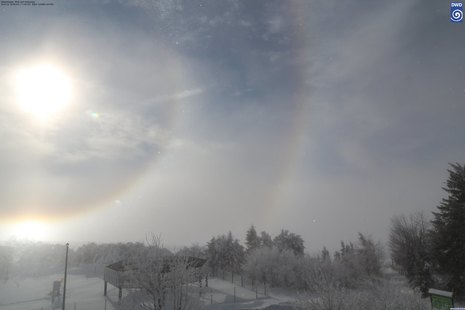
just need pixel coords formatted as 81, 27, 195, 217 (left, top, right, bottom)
106, 256, 207, 273
106, 261, 126, 272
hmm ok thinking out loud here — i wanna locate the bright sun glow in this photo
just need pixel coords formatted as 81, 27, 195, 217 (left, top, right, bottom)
14, 64, 72, 121
11, 220, 50, 241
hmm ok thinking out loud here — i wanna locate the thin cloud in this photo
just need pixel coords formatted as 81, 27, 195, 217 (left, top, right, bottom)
146, 88, 204, 104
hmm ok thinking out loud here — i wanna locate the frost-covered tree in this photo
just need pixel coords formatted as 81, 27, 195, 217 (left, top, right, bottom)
206, 237, 220, 276
244, 246, 302, 288
0, 246, 13, 282
389, 212, 433, 296
176, 244, 206, 259
244, 246, 275, 286
245, 225, 261, 252
13, 242, 69, 276
128, 235, 172, 310
128, 235, 201, 310
76, 242, 99, 264
431, 163, 465, 295
74, 242, 145, 265
273, 229, 305, 256
206, 232, 244, 280
226, 232, 245, 281
332, 235, 383, 288
260, 231, 273, 248
357, 233, 383, 277
333, 242, 361, 287
321, 247, 331, 263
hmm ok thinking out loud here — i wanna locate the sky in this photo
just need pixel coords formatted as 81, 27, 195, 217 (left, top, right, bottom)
0, 0, 464, 252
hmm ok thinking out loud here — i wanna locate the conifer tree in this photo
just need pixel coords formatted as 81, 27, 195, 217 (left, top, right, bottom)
273, 229, 305, 256
207, 232, 245, 280
260, 231, 273, 248
245, 225, 261, 252
431, 163, 465, 295
321, 246, 331, 263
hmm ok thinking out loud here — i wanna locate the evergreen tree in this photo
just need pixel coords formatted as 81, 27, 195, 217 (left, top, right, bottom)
207, 232, 245, 280
206, 237, 220, 275
245, 225, 261, 252
321, 246, 331, 263
260, 231, 273, 248
230, 238, 245, 276
333, 241, 362, 288
273, 229, 305, 256
431, 163, 465, 295
334, 250, 341, 261
357, 233, 383, 277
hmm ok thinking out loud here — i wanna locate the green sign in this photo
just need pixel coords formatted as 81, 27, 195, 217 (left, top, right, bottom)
431, 294, 453, 310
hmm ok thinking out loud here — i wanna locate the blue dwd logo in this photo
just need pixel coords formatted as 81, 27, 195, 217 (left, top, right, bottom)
451, 2, 463, 22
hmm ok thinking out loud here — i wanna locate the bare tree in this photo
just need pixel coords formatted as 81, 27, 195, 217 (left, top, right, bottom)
128, 234, 203, 310
389, 212, 433, 295
127, 234, 169, 310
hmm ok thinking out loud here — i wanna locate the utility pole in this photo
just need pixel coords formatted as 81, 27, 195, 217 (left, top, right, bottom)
62, 243, 69, 310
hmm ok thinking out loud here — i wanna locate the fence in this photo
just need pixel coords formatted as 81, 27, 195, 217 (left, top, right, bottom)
210, 270, 269, 297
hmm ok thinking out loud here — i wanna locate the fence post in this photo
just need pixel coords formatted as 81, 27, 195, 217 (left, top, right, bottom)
255, 286, 258, 299
234, 286, 236, 303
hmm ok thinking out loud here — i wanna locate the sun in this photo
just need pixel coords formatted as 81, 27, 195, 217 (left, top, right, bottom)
11, 220, 50, 241
14, 64, 72, 121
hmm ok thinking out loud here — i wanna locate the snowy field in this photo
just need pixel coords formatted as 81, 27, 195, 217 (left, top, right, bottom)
0, 268, 440, 310
199, 278, 298, 309
0, 273, 120, 310
0, 273, 292, 310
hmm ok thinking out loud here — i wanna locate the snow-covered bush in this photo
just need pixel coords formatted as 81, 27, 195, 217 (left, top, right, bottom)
243, 233, 384, 291
243, 246, 305, 288
299, 279, 428, 310
331, 234, 384, 288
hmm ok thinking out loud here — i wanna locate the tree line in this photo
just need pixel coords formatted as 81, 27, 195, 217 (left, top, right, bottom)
0, 224, 384, 294
197, 225, 383, 290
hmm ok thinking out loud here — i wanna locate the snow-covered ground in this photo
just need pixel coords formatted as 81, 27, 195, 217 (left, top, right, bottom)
0, 273, 120, 310
198, 278, 297, 309
3, 271, 448, 310
0, 274, 290, 310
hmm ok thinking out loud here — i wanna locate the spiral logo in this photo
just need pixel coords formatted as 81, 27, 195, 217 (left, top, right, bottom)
451, 9, 463, 22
